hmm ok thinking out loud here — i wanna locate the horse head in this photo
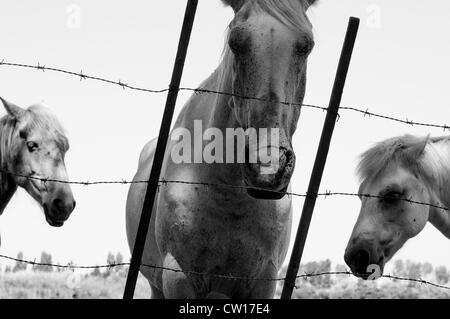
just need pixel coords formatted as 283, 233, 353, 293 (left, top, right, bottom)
223, 0, 316, 199
1, 98, 75, 227
345, 135, 432, 279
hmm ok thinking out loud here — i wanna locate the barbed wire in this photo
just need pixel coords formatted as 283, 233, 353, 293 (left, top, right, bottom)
0, 254, 449, 291
1, 169, 448, 212
2, 60, 450, 131
0, 61, 169, 94
2, 61, 450, 294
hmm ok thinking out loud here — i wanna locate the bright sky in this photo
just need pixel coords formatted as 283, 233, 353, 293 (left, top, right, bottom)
0, 0, 449, 272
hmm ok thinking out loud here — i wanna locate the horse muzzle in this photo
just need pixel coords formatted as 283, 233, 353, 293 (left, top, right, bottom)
243, 147, 295, 200
344, 240, 385, 280
43, 195, 76, 227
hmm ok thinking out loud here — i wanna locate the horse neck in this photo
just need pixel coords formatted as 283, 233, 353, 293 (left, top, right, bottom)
420, 138, 450, 207
0, 116, 18, 214
184, 57, 245, 187
205, 56, 240, 131
422, 138, 450, 238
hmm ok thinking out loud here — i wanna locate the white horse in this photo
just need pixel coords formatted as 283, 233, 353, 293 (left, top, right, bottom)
0, 98, 75, 237
345, 134, 450, 279
127, 0, 317, 298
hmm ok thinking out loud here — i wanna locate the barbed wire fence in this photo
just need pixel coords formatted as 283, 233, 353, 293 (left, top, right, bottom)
1, 59, 450, 295
1, 254, 449, 292
2, 60, 450, 131
0, 168, 449, 212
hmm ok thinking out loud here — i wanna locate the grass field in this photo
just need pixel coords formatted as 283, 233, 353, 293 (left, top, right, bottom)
1, 269, 449, 299
0, 271, 151, 299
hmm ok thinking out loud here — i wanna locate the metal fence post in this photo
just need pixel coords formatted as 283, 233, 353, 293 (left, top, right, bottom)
123, 0, 199, 299
280, 17, 360, 299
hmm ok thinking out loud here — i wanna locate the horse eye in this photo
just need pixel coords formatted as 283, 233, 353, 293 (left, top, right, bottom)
228, 28, 250, 55
27, 141, 39, 152
295, 37, 315, 56
295, 42, 312, 56
19, 130, 27, 139
381, 191, 404, 203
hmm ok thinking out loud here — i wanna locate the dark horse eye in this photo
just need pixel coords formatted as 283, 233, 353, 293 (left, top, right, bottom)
27, 141, 39, 152
381, 191, 404, 204
19, 130, 27, 139
228, 27, 250, 55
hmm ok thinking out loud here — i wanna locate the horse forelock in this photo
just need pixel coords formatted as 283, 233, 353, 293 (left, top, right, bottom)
22, 104, 69, 151
357, 135, 434, 186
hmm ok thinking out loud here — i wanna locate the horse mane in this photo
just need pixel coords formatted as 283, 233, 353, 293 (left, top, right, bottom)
0, 115, 18, 169
357, 134, 450, 191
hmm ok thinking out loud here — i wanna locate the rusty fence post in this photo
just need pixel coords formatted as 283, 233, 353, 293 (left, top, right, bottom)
123, 0, 199, 299
281, 17, 360, 299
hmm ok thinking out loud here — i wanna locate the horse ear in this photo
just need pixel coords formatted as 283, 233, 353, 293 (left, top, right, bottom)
407, 135, 430, 159
222, 0, 245, 13
1, 97, 24, 119
305, 0, 319, 9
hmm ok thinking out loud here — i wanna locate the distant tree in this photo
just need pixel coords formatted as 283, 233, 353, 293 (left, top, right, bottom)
12, 252, 27, 272
5, 265, 11, 273
103, 252, 116, 277
334, 264, 348, 273
300, 261, 319, 275
299, 259, 332, 288
107, 252, 116, 265
393, 260, 405, 278
33, 251, 53, 272
421, 262, 433, 277
317, 259, 332, 288
435, 266, 450, 285
405, 261, 422, 287
91, 267, 101, 277
115, 252, 124, 272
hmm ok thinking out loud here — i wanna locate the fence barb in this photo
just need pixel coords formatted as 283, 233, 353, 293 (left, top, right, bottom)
1, 169, 448, 212
0, 254, 449, 291
2, 60, 450, 130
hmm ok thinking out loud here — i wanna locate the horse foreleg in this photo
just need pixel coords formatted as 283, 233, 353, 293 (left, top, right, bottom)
150, 283, 165, 299
247, 263, 278, 299
162, 253, 197, 299
205, 292, 230, 299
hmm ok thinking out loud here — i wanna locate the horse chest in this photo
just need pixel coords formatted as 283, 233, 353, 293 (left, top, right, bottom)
156, 183, 291, 268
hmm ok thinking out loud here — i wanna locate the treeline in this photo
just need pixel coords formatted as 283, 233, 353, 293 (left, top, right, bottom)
274, 259, 450, 299
2, 253, 450, 286
278, 259, 450, 288
1, 251, 127, 277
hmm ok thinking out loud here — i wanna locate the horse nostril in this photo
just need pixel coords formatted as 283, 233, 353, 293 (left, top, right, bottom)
53, 198, 63, 211
72, 200, 76, 210
353, 249, 370, 275
52, 198, 75, 212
